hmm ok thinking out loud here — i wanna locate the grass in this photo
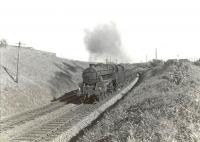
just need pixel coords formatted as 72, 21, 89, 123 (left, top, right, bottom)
0, 46, 88, 118
77, 61, 200, 142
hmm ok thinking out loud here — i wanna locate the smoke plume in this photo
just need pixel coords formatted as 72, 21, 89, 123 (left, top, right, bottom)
84, 23, 130, 63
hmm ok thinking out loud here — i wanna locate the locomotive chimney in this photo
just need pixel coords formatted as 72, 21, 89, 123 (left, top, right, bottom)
89, 63, 95, 68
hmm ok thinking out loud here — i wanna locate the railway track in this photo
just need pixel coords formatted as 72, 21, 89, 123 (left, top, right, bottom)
0, 102, 64, 132
0, 90, 77, 134
11, 104, 95, 142
10, 75, 140, 142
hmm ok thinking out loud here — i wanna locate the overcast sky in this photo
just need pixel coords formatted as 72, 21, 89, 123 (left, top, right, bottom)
0, 0, 200, 62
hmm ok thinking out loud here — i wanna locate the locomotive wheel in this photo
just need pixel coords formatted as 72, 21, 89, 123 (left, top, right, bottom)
103, 92, 106, 98
102, 93, 104, 100
99, 94, 102, 101
99, 93, 103, 101
83, 95, 88, 103
109, 90, 113, 95
94, 95, 99, 103
102, 92, 104, 98
96, 95, 100, 102
82, 96, 86, 103
95, 95, 99, 102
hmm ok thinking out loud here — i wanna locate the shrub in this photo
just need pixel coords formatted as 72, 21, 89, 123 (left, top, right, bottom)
0, 39, 8, 48
194, 59, 200, 66
150, 59, 164, 67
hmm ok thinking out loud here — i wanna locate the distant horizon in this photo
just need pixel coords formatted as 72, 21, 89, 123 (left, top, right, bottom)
3, 45, 199, 64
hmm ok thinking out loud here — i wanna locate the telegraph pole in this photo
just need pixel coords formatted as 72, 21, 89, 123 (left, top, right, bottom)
146, 54, 148, 63
16, 42, 21, 83
155, 48, 157, 60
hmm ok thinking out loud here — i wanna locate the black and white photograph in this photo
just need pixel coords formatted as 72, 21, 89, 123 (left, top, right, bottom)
0, 0, 200, 141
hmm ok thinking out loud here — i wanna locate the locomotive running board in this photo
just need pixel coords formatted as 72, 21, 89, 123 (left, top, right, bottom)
51, 76, 140, 142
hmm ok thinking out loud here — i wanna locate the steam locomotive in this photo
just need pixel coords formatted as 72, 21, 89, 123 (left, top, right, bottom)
78, 63, 137, 102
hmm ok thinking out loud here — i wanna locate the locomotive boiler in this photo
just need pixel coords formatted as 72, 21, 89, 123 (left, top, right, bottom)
78, 63, 136, 102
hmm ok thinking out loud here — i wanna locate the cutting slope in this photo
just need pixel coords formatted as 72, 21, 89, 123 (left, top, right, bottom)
0, 46, 88, 119
77, 60, 200, 142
